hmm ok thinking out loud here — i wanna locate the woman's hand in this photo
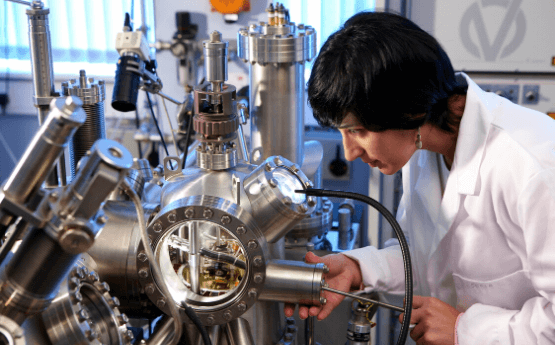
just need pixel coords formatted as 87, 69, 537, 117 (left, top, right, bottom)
399, 296, 461, 345
283, 251, 363, 321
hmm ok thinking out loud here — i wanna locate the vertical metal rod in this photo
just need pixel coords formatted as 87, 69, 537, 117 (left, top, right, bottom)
188, 221, 200, 294
178, 224, 187, 264
305, 316, 315, 345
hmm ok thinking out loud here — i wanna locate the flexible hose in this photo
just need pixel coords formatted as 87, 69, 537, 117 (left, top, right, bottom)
199, 248, 247, 270
295, 188, 413, 345
124, 180, 183, 345
183, 304, 213, 345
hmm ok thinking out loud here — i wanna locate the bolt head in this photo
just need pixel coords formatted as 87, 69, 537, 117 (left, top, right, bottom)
237, 301, 247, 312
125, 329, 135, 340
265, 163, 273, 171
89, 271, 99, 282
206, 316, 215, 325
283, 197, 292, 206
157, 298, 166, 309
145, 284, 155, 295
63, 95, 83, 113
253, 256, 263, 267
221, 215, 231, 224
323, 265, 330, 274
319, 297, 327, 305
73, 291, 83, 303
269, 178, 278, 188
138, 252, 148, 262
99, 282, 110, 293
203, 209, 214, 219
236, 226, 246, 235
79, 309, 90, 321
254, 273, 263, 284
167, 213, 177, 223
248, 240, 258, 250
85, 329, 97, 341
184, 208, 195, 219
223, 310, 233, 320
153, 222, 163, 233
248, 288, 258, 298
119, 313, 129, 325
297, 203, 308, 213
110, 296, 120, 307
138, 269, 149, 279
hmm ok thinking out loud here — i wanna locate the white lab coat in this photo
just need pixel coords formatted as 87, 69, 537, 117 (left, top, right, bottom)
344, 73, 555, 344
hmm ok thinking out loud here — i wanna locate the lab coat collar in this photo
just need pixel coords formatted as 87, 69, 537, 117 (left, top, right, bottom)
453, 73, 496, 196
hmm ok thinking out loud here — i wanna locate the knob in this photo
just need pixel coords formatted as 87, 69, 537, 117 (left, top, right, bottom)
329, 145, 348, 177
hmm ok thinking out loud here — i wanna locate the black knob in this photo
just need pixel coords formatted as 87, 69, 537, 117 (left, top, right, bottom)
329, 145, 348, 177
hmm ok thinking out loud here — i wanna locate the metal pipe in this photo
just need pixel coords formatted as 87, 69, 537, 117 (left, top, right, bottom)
188, 221, 200, 294
224, 318, 255, 345
338, 208, 352, 250
322, 286, 404, 313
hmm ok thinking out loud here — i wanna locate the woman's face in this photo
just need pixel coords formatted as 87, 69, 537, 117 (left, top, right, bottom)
338, 113, 418, 175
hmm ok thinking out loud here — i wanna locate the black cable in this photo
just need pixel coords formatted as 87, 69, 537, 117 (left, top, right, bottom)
134, 108, 143, 158
199, 248, 247, 270
182, 303, 212, 345
181, 111, 194, 170
295, 188, 413, 345
145, 91, 173, 169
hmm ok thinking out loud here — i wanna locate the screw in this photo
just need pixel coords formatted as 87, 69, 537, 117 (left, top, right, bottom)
125, 329, 135, 340
203, 209, 214, 219
69, 277, 80, 288
210, 30, 222, 43
248, 288, 258, 298
273, 157, 282, 165
80, 266, 89, 278
269, 178, 278, 188
265, 163, 272, 171
248, 240, 258, 250
167, 213, 177, 223
283, 197, 292, 205
221, 215, 231, 224
79, 309, 90, 321
305, 181, 313, 188
254, 273, 263, 284
307, 197, 316, 207
88, 271, 99, 282
145, 284, 155, 295
157, 298, 166, 309
297, 203, 308, 213
110, 296, 120, 307
185, 208, 195, 218
72, 291, 83, 303
119, 313, 129, 325
153, 222, 163, 233
253, 256, 263, 267
138, 252, 148, 262
206, 316, 215, 325
237, 301, 247, 312
223, 310, 233, 320
98, 282, 110, 293
237, 226, 247, 235
138, 269, 149, 279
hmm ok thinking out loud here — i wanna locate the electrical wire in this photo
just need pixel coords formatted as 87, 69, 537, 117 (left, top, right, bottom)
183, 304, 212, 345
160, 96, 180, 156
134, 109, 143, 158
145, 91, 173, 169
124, 180, 183, 345
295, 188, 413, 345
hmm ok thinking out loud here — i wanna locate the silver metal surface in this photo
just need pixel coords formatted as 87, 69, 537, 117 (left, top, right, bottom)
259, 260, 325, 304
0, 315, 26, 345
243, 156, 315, 243
204, 31, 228, 92
338, 208, 352, 250
2, 97, 85, 204
248, 62, 305, 165
136, 195, 268, 326
41, 261, 132, 345
224, 318, 255, 345
322, 287, 404, 313
63, 70, 107, 178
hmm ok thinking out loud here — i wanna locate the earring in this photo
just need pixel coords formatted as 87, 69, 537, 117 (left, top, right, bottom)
415, 127, 422, 149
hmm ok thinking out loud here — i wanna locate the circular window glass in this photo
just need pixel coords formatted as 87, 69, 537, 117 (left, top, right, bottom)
272, 167, 306, 204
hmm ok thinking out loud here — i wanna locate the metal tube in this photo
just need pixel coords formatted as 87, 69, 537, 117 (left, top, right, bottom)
258, 260, 325, 304
338, 208, 352, 250
188, 221, 200, 294
322, 286, 404, 313
224, 318, 255, 345
2, 97, 85, 205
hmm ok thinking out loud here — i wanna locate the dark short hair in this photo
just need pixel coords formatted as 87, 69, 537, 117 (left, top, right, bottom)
307, 11, 466, 132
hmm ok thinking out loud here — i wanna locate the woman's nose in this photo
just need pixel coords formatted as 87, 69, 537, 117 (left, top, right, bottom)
342, 135, 362, 161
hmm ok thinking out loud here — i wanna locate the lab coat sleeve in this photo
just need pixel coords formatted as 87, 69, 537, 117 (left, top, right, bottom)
458, 169, 555, 344
341, 186, 409, 295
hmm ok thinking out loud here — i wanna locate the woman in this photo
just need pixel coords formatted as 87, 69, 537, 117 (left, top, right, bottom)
284, 11, 555, 345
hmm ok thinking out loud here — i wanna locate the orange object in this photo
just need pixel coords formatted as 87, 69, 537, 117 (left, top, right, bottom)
547, 112, 555, 120
210, 0, 250, 14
